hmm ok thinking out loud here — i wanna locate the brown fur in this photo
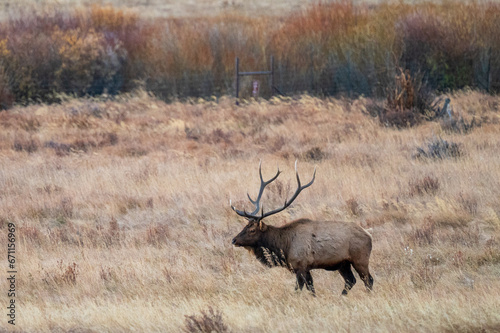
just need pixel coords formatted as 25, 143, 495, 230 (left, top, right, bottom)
232, 218, 373, 296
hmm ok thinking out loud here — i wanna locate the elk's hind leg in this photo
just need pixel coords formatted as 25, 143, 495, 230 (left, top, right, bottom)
339, 262, 356, 295
295, 272, 305, 291
352, 262, 374, 292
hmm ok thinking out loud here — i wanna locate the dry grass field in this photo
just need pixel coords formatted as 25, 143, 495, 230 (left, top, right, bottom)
0, 90, 500, 332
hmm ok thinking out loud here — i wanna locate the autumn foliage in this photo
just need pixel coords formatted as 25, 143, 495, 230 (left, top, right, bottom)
1, 1, 500, 107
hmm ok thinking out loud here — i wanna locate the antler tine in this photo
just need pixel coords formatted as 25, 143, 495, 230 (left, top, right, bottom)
295, 159, 301, 187
246, 160, 264, 204
231, 161, 281, 220
260, 161, 316, 220
296, 160, 316, 190
230, 200, 253, 219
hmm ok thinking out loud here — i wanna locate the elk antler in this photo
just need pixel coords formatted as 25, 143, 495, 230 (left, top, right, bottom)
231, 160, 316, 221
231, 160, 281, 219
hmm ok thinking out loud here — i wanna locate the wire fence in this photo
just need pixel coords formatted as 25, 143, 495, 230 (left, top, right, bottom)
2, 54, 498, 107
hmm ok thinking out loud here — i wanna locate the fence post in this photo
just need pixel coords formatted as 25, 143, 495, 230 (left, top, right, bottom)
271, 55, 274, 95
235, 57, 240, 105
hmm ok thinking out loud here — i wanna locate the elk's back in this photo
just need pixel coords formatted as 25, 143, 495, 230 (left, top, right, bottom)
284, 219, 372, 269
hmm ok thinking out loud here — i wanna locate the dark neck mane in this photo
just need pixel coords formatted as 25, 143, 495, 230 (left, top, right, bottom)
251, 226, 292, 270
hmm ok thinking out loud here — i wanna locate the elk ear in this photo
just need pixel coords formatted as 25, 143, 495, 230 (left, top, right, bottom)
259, 220, 267, 231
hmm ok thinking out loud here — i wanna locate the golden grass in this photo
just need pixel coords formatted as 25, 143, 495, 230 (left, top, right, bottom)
1, 90, 500, 332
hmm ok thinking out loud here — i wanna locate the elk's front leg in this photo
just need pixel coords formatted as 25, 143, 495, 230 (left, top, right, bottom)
295, 270, 316, 296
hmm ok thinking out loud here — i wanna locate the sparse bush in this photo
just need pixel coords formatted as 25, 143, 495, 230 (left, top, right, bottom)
378, 68, 435, 128
410, 257, 442, 289
44, 132, 118, 155
120, 145, 149, 157
379, 109, 420, 128
0, 112, 41, 132
346, 197, 362, 216
386, 69, 424, 113
101, 217, 121, 247
59, 197, 74, 219
408, 175, 440, 197
206, 128, 232, 145
378, 200, 409, 224
408, 218, 436, 245
477, 240, 500, 266
13, 134, 40, 153
304, 146, 326, 161
19, 225, 44, 246
447, 224, 480, 248
145, 223, 170, 247
441, 115, 480, 134
46, 260, 79, 286
44, 141, 73, 156
99, 266, 118, 282
184, 307, 229, 333
457, 192, 479, 217
60, 261, 79, 285
414, 137, 463, 160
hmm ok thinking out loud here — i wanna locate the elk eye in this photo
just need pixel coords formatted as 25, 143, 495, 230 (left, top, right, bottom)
249, 229, 256, 234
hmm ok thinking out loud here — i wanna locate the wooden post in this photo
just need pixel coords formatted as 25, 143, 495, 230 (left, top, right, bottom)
270, 55, 274, 96
235, 57, 240, 106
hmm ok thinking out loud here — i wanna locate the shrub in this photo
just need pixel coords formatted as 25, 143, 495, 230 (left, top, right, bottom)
0, 63, 14, 109
408, 217, 436, 245
414, 137, 463, 160
100, 217, 121, 247
19, 225, 44, 246
410, 257, 442, 289
408, 175, 440, 197
2, 2, 500, 103
184, 307, 229, 333
145, 223, 170, 247
346, 197, 362, 216
378, 68, 435, 127
441, 115, 480, 134
53, 27, 127, 96
45, 260, 79, 286
13, 133, 40, 153
457, 192, 479, 217
304, 146, 326, 161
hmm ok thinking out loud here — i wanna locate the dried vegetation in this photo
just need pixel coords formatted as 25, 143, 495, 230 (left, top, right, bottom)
2, 1, 500, 106
0, 89, 499, 331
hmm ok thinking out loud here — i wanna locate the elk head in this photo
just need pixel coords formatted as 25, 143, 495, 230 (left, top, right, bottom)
231, 160, 316, 247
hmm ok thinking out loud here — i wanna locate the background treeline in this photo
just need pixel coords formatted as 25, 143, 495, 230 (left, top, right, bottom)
1, 1, 500, 107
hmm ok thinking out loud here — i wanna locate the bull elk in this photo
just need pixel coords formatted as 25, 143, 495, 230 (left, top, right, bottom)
231, 161, 373, 296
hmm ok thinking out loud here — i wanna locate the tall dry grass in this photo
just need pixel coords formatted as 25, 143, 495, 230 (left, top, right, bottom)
0, 90, 499, 331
